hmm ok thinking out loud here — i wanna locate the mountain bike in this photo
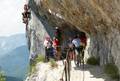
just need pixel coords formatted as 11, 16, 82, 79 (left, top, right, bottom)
74, 46, 84, 67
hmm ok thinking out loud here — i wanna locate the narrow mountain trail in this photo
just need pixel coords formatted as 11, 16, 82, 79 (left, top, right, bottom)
26, 61, 117, 81
70, 61, 115, 81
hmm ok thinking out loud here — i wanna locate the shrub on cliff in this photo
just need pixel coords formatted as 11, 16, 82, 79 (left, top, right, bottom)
86, 56, 100, 65
0, 70, 6, 81
104, 63, 119, 79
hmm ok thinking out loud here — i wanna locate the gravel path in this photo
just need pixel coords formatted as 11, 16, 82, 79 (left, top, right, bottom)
26, 61, 117, 81
70, 61, 117, 81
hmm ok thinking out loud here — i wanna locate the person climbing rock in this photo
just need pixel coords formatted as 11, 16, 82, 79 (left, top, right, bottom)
22, 12, 28, 24
22, 4, 31, 26
24, 4, 30, 11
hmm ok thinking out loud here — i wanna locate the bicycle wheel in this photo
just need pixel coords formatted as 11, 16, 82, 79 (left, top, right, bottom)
74, 49, 81, 67
74, 49, 78, 66
80, 50, 84, 65
77, 54, 81, 66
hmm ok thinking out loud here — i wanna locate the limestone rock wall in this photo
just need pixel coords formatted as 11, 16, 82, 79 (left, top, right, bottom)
88, 28, 120, 66
27, 12, 54, 57
28, 0, 82, 56
27, 0, 120, 72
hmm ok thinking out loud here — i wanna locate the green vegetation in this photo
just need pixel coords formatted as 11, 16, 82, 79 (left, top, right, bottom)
49, 59, 58, 68
86, 56, 100, 65
29, 62, 36, 75
0, 70, 6, 81
35, 54, 45, 63
104, 63, 119, 79
29, 54, 45, 75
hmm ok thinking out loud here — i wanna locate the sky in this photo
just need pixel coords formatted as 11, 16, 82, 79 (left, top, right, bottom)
0, 0, 27, 36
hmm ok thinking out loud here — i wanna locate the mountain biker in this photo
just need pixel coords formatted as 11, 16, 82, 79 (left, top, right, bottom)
72, 35, 81, 54
72, 35, 81, 66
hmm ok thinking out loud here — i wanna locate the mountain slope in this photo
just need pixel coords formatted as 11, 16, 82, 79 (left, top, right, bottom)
0, 45, 29, 81
0, 34, 27, 56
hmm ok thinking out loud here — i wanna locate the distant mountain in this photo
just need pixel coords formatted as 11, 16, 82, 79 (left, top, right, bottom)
0, 45, 29, 81
0, 34, 28, 56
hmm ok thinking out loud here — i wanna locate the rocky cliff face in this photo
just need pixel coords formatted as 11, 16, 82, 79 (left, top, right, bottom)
27, 0, 120, 72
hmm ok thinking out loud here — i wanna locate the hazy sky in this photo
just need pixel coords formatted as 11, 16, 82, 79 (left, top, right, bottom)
0, 0, 27, 36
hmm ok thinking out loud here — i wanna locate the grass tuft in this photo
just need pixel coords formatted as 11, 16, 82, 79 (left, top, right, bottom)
86, 56, 100, 65
49, 59, 58, 68
35, 54, 45, 63
29, 54, 45, 75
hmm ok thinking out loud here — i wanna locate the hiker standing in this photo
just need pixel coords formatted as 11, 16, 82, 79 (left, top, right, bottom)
55, 27, 62, 44
22, 4, 31, 30
53, 37, 61, 60
44, 37, 52, 62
